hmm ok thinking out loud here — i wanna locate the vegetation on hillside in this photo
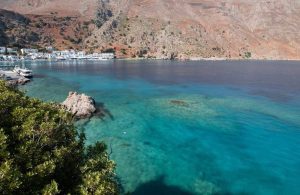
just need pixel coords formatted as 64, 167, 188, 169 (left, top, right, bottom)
0, 81, 119, 195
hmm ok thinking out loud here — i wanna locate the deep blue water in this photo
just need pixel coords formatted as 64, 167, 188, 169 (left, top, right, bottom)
6, 60, 300, 194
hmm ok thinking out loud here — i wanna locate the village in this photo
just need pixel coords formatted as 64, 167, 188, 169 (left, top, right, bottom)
0, 46, 115, 86
0, 46, 115, 61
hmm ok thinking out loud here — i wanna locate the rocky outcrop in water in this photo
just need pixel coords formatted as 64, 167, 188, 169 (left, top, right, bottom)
5, 77, 30, 87
62, 92, 97, 119
18, 77, 30, 85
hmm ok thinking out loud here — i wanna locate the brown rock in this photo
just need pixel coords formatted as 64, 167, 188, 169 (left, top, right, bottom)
170, 100, 189, 107
17, 77, 30, 85
62, 92, 97, 119
5, 77, 30, 87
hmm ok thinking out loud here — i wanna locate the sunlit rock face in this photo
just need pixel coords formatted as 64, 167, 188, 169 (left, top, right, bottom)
62, 91, 97, 119
1, 0, 300, 59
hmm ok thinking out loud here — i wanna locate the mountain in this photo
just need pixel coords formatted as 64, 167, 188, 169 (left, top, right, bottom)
1, 0, 300, 59
1, 0, 98, 18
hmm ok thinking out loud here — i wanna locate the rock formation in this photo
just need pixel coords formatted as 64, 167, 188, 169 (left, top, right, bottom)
62, 92, 97, 119
5, 77, 31, 87
18, 77, 31, 85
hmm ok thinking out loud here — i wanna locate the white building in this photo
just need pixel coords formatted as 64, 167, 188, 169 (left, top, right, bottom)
53, 50, 75, 56
46, 53, 57, 60
89, 52, 114, 60
7, 55, 19, 61
52, 50, 61, 55
99, 53, 114, 59
7, 48, 18, 54
26, 52, 46, 60
77, 51, 86, 56
0, 55, 6, 60
0, 47, 6, 54
46, 46, 54, 52
21, 48, 39, 55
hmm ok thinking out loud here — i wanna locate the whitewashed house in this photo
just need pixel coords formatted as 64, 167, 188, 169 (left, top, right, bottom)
7, 48, 18, 54
46, 46, 54, 52
46, 53, 57, 60
100, 53, 115, 59
0, 55, 6, 61
21, 48, 39, 55
0, 47, 6, 54
52, 50, 75, 60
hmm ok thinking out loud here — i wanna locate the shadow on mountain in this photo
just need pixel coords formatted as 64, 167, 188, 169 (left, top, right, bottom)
130, 176, 194, 195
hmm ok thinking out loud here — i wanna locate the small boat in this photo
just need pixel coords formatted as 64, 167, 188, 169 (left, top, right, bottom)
13, 66, 33, 78
89, 56, 108, 61
19, 69, 33, 78
96, 57, 108, 61
56, 56, 67, 61
13, 66, 20, 73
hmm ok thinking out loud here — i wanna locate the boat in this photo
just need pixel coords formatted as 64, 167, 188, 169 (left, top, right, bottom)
96, 57, 108, 61
89, 56, 108, 61
13, 66, 33, 78
19, 69, 33, 78
56, 56, 67, 61
13, 66, 21, 74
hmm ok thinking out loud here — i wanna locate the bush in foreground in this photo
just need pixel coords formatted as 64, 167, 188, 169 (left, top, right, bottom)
0, 81, 119, 195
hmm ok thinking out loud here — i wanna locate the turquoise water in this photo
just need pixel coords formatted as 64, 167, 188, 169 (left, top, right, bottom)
10, 60, 300, 194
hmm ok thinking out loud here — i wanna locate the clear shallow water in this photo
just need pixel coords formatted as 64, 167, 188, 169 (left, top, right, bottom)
8, 60, 300, 194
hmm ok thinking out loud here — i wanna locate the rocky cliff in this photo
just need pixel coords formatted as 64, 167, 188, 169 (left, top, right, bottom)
1, 0, 300, 60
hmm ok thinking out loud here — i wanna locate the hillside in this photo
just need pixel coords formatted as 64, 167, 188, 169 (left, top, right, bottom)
1, 0, 300, 59
1, 0, 98, 18
0, 8, 93, 50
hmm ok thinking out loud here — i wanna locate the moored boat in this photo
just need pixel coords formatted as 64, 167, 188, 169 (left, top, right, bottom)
13, 66, 33, 78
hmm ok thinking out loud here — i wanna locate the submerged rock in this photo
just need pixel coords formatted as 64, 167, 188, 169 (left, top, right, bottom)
62, 92, 97, 119
170, 100, 189, 107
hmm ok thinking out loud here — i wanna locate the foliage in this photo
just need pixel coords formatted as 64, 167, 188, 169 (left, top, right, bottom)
0, 81, 119, 195
95, 0, 113, 28
120, 49, 127, 55
244, 51, 252, 59
102, 48, 115, 53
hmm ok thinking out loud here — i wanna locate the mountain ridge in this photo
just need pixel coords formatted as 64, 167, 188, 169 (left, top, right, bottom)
1, 0, 300, 59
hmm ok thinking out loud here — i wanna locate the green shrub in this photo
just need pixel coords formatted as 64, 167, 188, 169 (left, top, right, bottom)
120, 48, 127, 54
0, 81, 119, 195
244, 52, 252, 58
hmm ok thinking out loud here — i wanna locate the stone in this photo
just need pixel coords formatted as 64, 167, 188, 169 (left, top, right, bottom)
170, 100, 189, 107
5, 77, 30, 87
62, 92, 97, 119
17, 77, 30, 85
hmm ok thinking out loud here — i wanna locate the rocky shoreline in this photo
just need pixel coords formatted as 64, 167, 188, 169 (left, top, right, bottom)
0, 71, 31, 87
5, 77, 31, 87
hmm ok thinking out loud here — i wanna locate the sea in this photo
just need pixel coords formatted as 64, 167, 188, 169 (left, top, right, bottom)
4, 59, 300, 195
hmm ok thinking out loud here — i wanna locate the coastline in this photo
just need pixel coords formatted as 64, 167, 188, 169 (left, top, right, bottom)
111, 57, 300, 62
1, 57, 300, 64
